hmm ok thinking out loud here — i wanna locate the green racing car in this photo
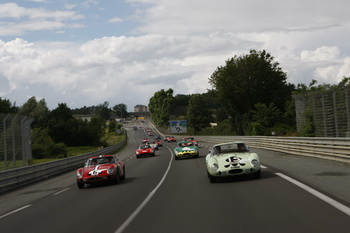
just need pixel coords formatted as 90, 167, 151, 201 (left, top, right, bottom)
174, 141, 199, 160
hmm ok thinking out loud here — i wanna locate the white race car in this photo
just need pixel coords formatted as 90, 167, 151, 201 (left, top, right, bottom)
205, 142, 261, 183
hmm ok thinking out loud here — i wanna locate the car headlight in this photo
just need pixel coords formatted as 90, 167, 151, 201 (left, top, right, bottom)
107, 167, 115, 175
77, 170, 83, 179
210, 163, 219, 171
251, 159, 259, 167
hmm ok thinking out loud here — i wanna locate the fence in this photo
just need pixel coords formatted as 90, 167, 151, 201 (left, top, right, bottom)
0, 114, 34, 170
293, 87, 350, 137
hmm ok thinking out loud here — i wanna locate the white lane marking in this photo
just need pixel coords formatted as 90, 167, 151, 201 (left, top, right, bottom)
0, 205, 31, 219
261, 165, 268, 169
276, 172, 350, 217
53, 188, 70, 196
114, 145, 174, 233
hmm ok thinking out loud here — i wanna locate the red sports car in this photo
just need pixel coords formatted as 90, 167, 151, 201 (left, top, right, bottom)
76, 155, 125, 189
136, 144, 155, 158
142, 138, 150, 143
156, 139, 163, 147
184, 137, 198, 146
167, 136, 176, 142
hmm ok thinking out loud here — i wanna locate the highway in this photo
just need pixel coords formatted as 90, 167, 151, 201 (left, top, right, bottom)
0, 121, 349, 233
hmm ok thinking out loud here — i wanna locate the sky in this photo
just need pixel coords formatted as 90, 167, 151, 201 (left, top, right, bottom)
0, 0, 350, 111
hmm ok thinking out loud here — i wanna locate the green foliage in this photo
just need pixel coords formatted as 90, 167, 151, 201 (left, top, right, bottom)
18, 97, 49, 128
0, 98, 18, 113
31, 128, 67, 158
187, 94, 214, 133
250, 103, 282, 135
148, 89, 174, 127
298, 111, 315, 137
208, 49, 294, 134
112, 103, 128, 118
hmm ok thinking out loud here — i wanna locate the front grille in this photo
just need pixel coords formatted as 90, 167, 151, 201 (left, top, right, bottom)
228, 169, 243, 174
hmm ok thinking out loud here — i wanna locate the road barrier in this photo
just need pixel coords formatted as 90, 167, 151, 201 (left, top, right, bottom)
196, 136, 350, 163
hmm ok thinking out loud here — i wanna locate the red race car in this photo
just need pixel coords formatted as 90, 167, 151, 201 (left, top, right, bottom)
76, 155, 125, 189
167, 136, 177, 142
136, 144, 155, 158
142, 138, 150, 143
184, 137, 198, 146
156, 139, 163, 147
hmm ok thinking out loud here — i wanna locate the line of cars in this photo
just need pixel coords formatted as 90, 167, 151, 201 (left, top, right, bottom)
76, 131, 261, 188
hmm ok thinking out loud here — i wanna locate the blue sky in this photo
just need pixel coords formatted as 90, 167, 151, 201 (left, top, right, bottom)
1, 0, 350, 111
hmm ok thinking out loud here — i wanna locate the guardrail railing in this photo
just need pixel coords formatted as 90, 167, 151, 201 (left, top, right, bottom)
195, 136, 350, 163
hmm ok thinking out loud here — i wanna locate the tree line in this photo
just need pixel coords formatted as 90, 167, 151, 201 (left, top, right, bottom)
149, 50, 350, 136
0, 97, 128, 159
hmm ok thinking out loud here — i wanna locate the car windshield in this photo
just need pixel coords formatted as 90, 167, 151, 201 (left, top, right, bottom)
213, 143, 248, 155
87, 157, 115, 166
179, 142, 193, 147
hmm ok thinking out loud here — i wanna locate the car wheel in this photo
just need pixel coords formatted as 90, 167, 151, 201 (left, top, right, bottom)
77, 181, 85, 189
115, 170, 120, 184
121, 166, 126, 180
253, 169, 261, 179
208, 173, 217, 183
175, 156, 179, 160
136, 155, 139, 159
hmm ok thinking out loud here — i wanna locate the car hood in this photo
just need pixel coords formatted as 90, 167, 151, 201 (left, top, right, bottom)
213, 152, 258, 164
83, 164, 113, 175
175, 146, 197, 152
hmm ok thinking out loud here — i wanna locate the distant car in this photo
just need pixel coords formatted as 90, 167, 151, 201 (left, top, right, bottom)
148, 132, 153, 136
184, 137, 198, 146
148, 140, 159, 150
136, 144, 155, 158
155, 139, 163, 147
155, 135, 161, 140
205, 142, 261, 183
76, 155, 125, 189
142, 138, 150, 144
167, 136, 176, 142
174, 141, 199, 160
164, 136, 170, 141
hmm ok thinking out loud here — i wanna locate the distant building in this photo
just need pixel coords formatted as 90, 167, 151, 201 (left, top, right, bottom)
134, 105, 148, 112
129, 104, 149, 119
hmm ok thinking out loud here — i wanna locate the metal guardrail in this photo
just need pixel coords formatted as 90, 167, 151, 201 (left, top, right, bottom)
195, 136, 350, 163
0, 139, 126, 194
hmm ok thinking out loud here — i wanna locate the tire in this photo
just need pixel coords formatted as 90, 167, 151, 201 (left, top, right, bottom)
77, 181, 85, 189
121, 166, 126, 180
208, 173, 217, 183
136, 155, 140, 159
115, 170, 120, 184
253, 169, 261, 179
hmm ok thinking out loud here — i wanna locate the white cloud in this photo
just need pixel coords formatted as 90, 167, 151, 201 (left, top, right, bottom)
107, 17, 123, 24
1, 0, 350, 110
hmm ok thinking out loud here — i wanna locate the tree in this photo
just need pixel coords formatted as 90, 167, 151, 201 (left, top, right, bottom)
250, 103, 282, 135
208, 50, 294, 134
148, 89, 174, 127
18, 97, 49, 128
96, 101, 110, 120
113, 103, 128, 118
187, 94, 214, 134
0, 98, 18, 113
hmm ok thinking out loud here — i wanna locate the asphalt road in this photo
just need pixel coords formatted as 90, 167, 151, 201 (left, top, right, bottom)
0, 121, 349, 233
